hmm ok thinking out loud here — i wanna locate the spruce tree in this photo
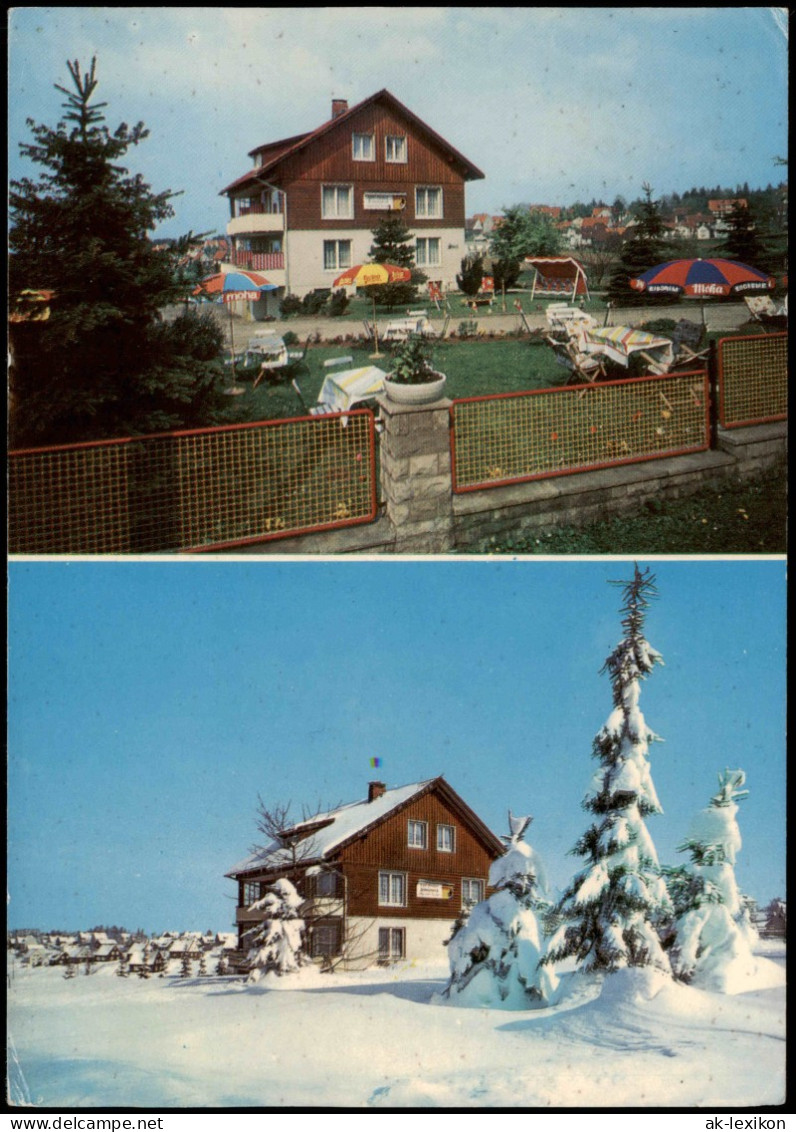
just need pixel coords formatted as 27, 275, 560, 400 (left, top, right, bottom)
668, 769, 759, 990
718, 202, 770, 270
9, 57, 228, 446
439, 813, 558, 1009
367, 216, 424, 308
607, 183, 668, 305
246, 878, 308, 983
546, 565, 671, 974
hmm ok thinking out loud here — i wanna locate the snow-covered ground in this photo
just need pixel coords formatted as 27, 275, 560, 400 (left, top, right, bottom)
7, 942, 785, 1109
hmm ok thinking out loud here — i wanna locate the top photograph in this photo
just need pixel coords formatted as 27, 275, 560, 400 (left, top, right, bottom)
8, 7, 787, 556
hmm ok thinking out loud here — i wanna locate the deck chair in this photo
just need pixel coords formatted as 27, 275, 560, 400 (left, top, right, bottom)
546, 336, 605, 385
284, 338, 310, 373
744, 295, 787, 331
669, 320, 709, 368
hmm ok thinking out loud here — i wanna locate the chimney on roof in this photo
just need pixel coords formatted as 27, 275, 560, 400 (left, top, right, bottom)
331, 98, 349, 119
368, 781, 386, 802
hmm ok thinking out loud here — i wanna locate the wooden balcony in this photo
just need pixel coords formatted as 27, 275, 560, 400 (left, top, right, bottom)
227, 212, 285, 238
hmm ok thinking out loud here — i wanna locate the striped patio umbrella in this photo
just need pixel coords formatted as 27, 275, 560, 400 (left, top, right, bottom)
333, 262, 412, 357
631, 258, 775, 325
194, 269, 277, 393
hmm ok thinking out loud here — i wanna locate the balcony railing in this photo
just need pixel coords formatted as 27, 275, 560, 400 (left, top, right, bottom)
232, 202, 283, 219
230, 250, 285, 272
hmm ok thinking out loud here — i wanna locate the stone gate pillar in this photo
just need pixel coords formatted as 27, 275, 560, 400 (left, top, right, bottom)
377, 395, 454, 554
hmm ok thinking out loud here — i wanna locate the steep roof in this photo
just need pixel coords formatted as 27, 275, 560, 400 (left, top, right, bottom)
227, 775, 502, 877
221, 90, 484, 196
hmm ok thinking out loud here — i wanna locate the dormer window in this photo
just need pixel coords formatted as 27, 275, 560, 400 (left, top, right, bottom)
352, 133, 375, 161
385, 135, 407, 163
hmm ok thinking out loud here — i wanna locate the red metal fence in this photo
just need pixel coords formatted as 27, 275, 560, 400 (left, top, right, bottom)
450, 371, 710, 492
9, 412, 378, 555
716, 332, 787, 428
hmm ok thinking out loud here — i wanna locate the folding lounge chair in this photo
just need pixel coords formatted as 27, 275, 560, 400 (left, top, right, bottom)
743, 295, 787, 331
669, 320, 709, 369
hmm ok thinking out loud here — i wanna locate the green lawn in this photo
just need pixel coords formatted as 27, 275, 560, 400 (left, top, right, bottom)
229, 337, 571, 422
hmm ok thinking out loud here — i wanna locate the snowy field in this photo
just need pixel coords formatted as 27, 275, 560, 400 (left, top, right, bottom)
7, 942, 785, 1110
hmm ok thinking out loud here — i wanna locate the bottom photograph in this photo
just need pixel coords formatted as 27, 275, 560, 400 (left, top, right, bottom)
6, 558, 786, 1110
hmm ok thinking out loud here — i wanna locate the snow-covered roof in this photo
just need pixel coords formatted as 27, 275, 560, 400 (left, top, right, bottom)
228, 777, 503, 877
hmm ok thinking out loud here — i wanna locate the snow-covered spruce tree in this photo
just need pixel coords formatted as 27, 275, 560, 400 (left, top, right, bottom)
246, 878, 308, 984
438, 812, 558, 1009
546, 565, 671, 974
669, 769, 759, 991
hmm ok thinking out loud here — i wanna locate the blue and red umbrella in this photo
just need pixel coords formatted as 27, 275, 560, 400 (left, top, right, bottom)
631, 258, 775, 298
194, 268, 277, 303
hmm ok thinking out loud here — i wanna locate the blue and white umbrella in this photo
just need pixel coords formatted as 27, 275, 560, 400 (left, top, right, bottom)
194, 269, 278, 393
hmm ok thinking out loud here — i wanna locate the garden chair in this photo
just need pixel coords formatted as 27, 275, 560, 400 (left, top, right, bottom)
669, 320, 709, 369
284, 338, 310, 373
743, 295, 787, 331
546, 336, 605, 385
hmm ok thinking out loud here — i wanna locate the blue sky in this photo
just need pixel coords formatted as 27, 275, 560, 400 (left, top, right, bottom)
8, 8, 788, 239
7, 559, 786, 933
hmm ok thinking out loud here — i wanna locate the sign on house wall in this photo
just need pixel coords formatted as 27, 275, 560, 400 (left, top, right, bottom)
363, 192, 406, 211
416, 880, 453, 900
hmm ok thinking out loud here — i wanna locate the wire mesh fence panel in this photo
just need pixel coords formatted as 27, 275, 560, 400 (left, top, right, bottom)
451, 371, 709, 492
9, 442, 135, 554
717, 333, 787, 428
9, 411, 378, 554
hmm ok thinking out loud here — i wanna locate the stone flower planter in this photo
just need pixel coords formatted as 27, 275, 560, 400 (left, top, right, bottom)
383, 370, 447, 405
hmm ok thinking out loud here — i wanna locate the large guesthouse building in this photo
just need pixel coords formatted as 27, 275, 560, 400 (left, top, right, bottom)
219, 91, 485, 316
226, 776, 503, 969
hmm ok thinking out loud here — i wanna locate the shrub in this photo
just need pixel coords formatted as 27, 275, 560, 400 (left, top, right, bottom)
301, 288, 331, 315
457, 255, 484, 297
328, 288, 350, 317
279, 293, 303, 318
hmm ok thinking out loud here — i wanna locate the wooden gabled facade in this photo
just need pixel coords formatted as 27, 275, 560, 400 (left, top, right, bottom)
219, 91, 485, 310
227, 776, 502, 969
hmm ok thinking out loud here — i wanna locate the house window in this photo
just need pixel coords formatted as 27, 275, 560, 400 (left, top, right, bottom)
323, 239, 352, 271
313, 870, 339, 898
309, 921, 342, 959
242, 882, 262, 906
407, 820, 428, 849
462, 878, 485, 907
415, 186, 442, 219
352, 133, 375, 161
415, 237, 441, 268
322, 184, 354, 219
378, 926, 406, 962
385, 135, 407, 163
437, 823, 455, 853
379, 871, 407, 907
